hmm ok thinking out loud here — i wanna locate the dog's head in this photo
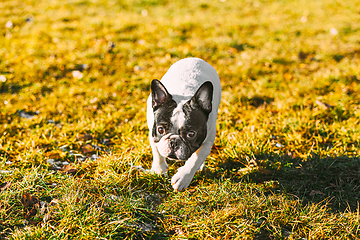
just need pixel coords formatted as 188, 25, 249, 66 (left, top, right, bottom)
151, 79, 213, 160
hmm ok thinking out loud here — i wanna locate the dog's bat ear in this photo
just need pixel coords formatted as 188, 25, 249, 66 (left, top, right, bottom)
151, 79, 172, 109
189, 81, 213, 114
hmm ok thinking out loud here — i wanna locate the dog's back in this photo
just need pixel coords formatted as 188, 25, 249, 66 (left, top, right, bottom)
160, 58, 221, 105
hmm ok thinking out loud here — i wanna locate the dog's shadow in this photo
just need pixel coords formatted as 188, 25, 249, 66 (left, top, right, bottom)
200, 153, 360, 213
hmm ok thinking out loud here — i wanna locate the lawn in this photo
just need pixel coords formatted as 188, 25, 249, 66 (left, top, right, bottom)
1, 0, 360, 239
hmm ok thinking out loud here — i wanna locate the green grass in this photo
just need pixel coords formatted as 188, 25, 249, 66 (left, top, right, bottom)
1, 0, 360, 239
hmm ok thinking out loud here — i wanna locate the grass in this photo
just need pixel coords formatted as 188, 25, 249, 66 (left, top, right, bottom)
1, 0, 360, 239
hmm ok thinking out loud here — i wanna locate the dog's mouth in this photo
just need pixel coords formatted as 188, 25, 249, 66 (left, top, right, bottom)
167, 153, 177, 160
167, 151, 190, 161
167, 155, 186, 162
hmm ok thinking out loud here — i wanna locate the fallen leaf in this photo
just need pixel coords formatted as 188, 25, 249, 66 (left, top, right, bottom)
81, 144, 96, 155
21, 193, 40, 219
44, 150, 65, 159
0, 181, 11, 191
60, 164, 80, 176
100, 138, 113, 145
49, 165, 62, 171
298, 51, 309, 61
309, 190, 326, 196
77, 133, 93, 141
315, 100, 334, 109
21, 193, 40, 209
26, 207, 38, 219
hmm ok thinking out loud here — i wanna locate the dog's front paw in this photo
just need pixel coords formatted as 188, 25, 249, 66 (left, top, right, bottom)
150, 163, 168, 175
171, 167, 195, 192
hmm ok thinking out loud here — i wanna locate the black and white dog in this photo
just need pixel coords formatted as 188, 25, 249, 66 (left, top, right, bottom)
147, 58, 221, 191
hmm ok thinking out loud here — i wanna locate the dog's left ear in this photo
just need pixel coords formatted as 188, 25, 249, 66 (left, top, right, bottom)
189, 81, 213, 114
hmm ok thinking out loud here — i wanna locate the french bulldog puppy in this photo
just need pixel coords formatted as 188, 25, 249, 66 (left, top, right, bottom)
147, 58, 221, 191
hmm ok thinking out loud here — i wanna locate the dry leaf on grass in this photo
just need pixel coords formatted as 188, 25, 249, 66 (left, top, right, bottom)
100, 138, 113, 145
81, 144, 96, 155
21, 193, 60, 223
315, 100, 334, 109
60, 164, 80, 176
21, 193, 40, 209
77, 133, 93, 141
309, 190, 326, 196
21, 193, 40, 219
44, 150, 65, 159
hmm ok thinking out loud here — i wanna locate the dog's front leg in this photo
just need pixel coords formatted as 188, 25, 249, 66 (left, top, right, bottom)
171, 142, 212, 191
149, 136, 168, 175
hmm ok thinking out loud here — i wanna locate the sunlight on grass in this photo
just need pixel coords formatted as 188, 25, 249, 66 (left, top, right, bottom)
1, 0, 360, 238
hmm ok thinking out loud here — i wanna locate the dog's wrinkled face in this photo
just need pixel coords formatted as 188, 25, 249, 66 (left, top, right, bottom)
151, 79, 213, 160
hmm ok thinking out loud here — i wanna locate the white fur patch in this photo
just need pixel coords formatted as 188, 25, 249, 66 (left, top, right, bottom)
155, 133, 172, 157
171, 101, 186, 130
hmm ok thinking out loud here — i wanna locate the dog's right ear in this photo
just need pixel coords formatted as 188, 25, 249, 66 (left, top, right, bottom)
151, 79, 172, 109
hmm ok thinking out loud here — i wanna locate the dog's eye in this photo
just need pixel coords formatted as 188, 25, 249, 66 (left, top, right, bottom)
186, 131, 196, 139
157, 126, 165, 134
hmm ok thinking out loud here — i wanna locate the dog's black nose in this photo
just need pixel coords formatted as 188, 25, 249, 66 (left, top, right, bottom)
170, 138, 179, 149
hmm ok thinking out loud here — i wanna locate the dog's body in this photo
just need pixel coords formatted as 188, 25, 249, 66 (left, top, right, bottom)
147, 58, 221, 191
